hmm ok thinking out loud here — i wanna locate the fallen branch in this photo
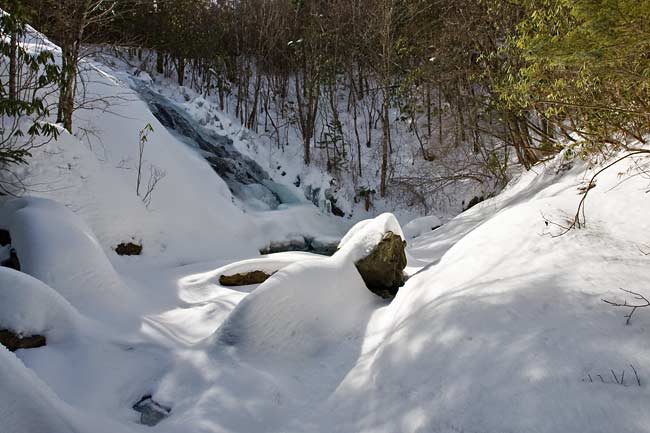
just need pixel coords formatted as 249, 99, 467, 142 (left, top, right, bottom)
602, 288, 650, 325
556, 151, 650, 236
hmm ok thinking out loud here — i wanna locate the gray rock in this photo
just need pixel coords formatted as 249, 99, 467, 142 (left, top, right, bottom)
133, 395, 171, 427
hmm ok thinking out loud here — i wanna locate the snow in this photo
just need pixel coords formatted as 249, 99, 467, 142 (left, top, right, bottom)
6, 44, 259, 267
337, 212, 404, 262
0, 267, 81, 339
4, 22, 650, 433
214, 255, 380, 357
0, 345, 84, 433
0, 344, 142, 433
403, 214, 442, 239
0, 197, 132, 320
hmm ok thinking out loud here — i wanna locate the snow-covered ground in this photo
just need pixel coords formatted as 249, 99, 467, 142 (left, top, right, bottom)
3, 25, 650, 433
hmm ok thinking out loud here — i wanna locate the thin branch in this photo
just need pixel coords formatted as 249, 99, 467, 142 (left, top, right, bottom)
602, 288, 650, 325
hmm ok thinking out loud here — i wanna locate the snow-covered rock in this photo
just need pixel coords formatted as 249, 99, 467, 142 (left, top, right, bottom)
337, 212, 404, 262
0, 344, 138, 433
214, 255, 380, 357
403, 215, 442, 239
0, 267, 82, 342
0, 198, 131, 319
335, 213, 407, 298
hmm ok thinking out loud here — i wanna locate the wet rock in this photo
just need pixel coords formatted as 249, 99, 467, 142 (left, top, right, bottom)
1, 248, 20, 271
133, 395, 171, 427
309, 238, 339, 256
0, 329, 46, 352
219, 271, 274, 287
355, 231, 407, 299
325, 187, 345, 217
0, 229, 11, 246
260, 237, 339, 256
115, 242, 143, 256
260, 237, 309, 255
464, 195, 485, 211
329, 200, 345, 217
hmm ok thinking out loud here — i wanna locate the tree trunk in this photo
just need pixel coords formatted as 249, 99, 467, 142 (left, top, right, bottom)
9, 31, 17, 101
156, 51, 164, 74
176, 56, 186, 87
380, 92, 390, 197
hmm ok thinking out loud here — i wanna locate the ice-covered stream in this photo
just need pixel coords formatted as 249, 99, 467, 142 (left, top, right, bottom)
133, 83, 300, 211
132, 82, 345, 254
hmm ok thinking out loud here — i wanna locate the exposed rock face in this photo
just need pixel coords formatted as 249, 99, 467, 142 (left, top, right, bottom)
354, 231, 407, 299
220, 271, 274, 287
0, 329, 46, 352
115, 242, 143, 256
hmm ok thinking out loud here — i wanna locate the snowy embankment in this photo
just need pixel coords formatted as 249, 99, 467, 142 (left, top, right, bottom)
4, 147, 650, 433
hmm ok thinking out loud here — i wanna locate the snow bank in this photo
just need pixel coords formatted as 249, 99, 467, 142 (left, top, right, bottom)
317, 152, 650, 433
0, 267, 81, 340
403, 215, 442, 239
0, 346, 79, 433
11, 41, 258, 266
0, 345, 139, 433
213, 214, 405, 357
0, 197, 132, 318
337, 212, 404, 261
214, 255, 379, 357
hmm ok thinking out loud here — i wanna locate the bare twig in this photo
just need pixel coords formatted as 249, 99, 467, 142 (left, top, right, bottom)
554, 151, 650, 236
602, 288, 650, 325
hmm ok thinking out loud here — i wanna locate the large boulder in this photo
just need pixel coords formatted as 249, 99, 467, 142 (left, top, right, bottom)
336, 213, 407, 299
354, 231, 407, 299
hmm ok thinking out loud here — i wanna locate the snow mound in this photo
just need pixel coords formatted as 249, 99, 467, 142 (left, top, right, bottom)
0, 197, 132, 318
0, 346, 79, 433
337, 212, 404, 261
0, 345, 137, 433
0, 267, 82, 340
214, 255, 379, 357
403, 215, 442, 239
